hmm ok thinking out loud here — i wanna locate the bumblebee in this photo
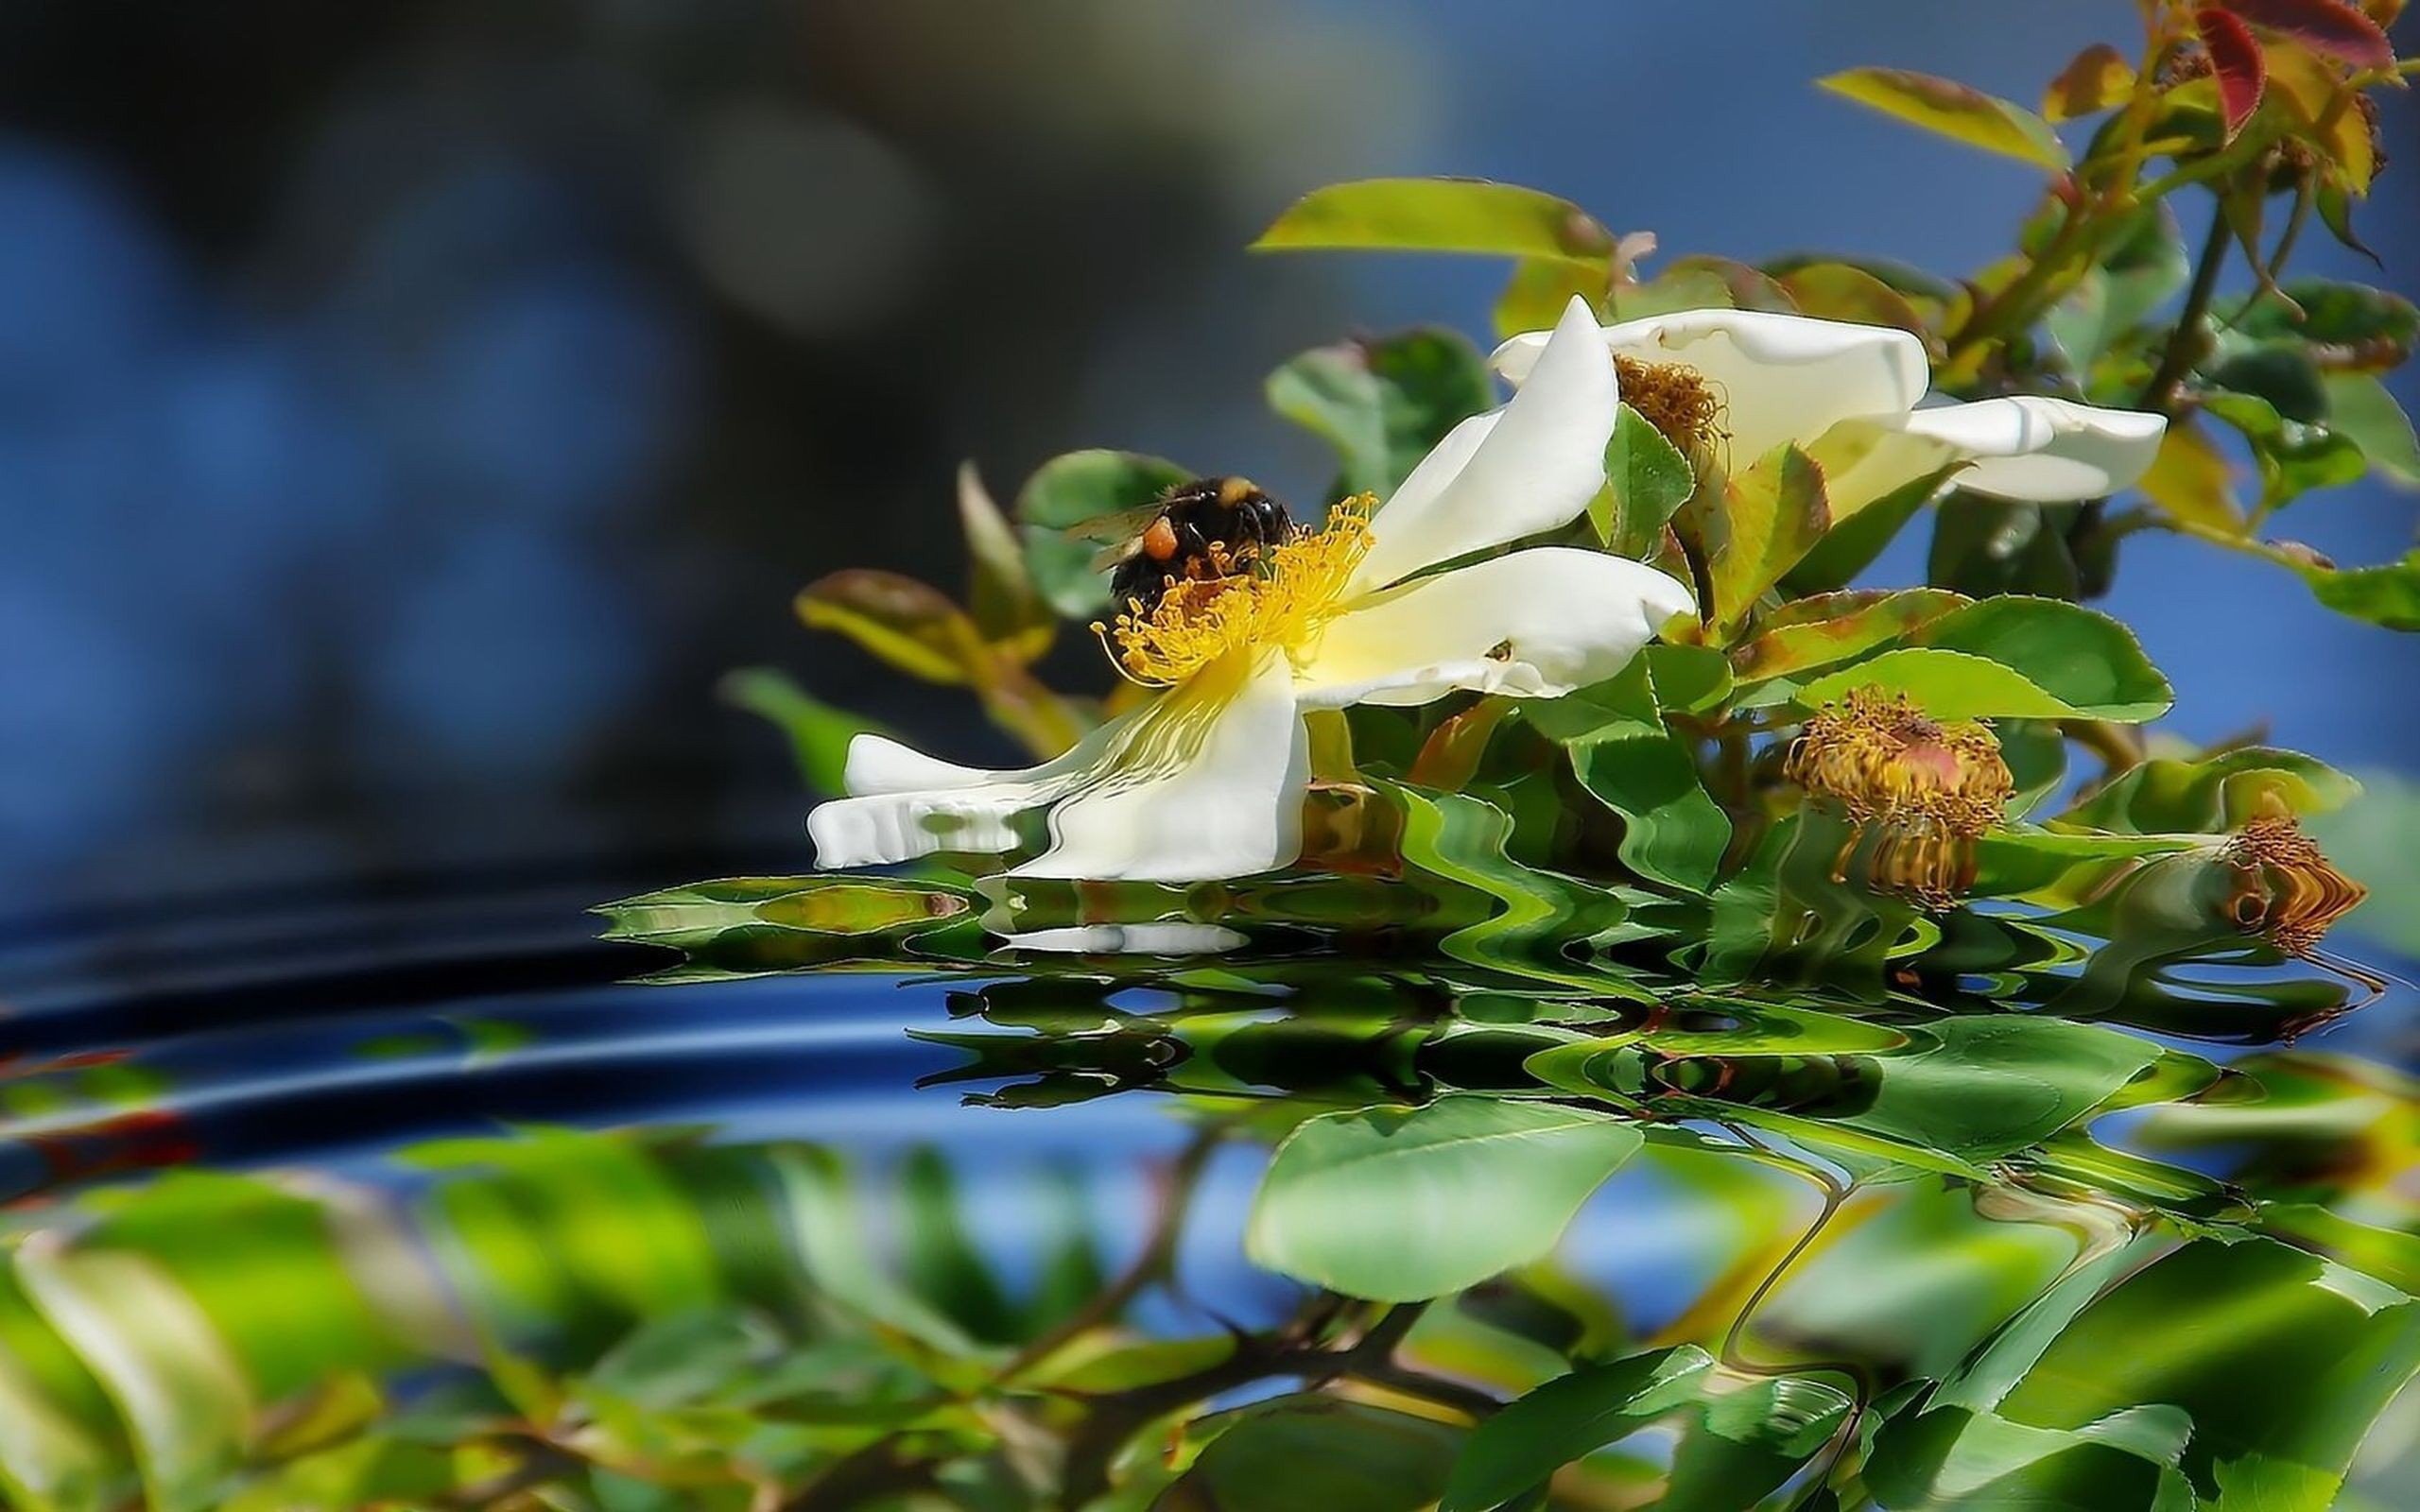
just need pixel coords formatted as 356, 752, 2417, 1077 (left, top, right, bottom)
1082, 476, 1294, 614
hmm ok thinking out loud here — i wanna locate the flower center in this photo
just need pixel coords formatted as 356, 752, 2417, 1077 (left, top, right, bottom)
1615, 355, 1728, 455
1785, 688, 2014, 838
1095, 494, 1377, 685
1785, 688, 2015, 909
2221, 816, 2367, 956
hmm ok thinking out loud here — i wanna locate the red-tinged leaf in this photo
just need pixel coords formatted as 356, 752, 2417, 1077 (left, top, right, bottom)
2198, 7, 2269, 136
2221, 0, 2395, 68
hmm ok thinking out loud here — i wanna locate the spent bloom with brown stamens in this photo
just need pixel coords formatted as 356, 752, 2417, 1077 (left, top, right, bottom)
1615, 354, 1728, 455
1785, 688, 2015, 907
2221, 816, 2368, 957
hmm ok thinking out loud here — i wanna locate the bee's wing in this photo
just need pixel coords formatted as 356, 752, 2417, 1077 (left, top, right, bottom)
1058, 502, 1167, 545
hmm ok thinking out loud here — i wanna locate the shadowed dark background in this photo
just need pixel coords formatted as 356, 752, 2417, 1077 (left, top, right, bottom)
0, 0, 2412, 913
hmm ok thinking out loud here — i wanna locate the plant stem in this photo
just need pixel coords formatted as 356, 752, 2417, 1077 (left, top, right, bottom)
2137, 201, 2232, 415
994, 1124, 1224, 1383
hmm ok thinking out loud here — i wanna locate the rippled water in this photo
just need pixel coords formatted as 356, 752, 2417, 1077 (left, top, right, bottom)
4, 876, 2418, 1510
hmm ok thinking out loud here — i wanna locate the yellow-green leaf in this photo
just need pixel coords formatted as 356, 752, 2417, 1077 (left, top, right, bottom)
956, 463, 1054, 664
1254, 178, 1616, 264
2139, 422, 2245, 535
797, 570, 984, 685
1822, 67, 2073, 171
2043, 42, 2138, 122
1706, 445, 1830, 640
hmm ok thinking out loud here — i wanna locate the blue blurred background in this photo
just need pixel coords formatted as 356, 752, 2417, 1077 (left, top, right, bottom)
0, 0, 2411, 912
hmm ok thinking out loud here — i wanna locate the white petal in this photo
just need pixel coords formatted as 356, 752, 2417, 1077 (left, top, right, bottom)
1494, 307, 1929, 462
1345, 297, 1615, 594
807, 720, 1127, 866
997, 922, 1248, 955
1015, 650, 1307, 882
1296, 548, 1695, 709
1895, 395, 2168, 502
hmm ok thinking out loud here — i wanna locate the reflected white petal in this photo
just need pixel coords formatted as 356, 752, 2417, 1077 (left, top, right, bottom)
1494, 307, 1929, 462
998, 922, 1248, 955
1893, 395, 2167, 502
1345, 297, 1615, 594
1015, 650, 1307, 882
1296, 548, 1696, 709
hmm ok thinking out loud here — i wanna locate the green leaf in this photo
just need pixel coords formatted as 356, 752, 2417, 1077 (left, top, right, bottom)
2297, 550, 2420, 630
1821, 68, 2071, 171
956, 464, 1053, 662
1660, 1373, 1857, 1512
796, 569, 985, 686
1247, 1097, 1643, 1301
1796, 647, 2111, 722
1830, 1016, 2161, 1161
718, 669, 885, 795
1175, 1396, 1464, 1512
2048, 202, 2188, 371
1591, 403, 1697, 555
1253, 179, 1616, 264
1530, 658, 1731, 893
2233, 279, 2418, 354
1267, 329, 1495, 500
1927, 494, 2083, 601
1441, 1347, 1716, 1512
2058, 747, 2359, 833
1013, 449, 1194, 619
1705, 445, 1830, 639
1986, 1238, 2420, 1505
1906, 595, 2172, 722
2322, 372, 2420, 488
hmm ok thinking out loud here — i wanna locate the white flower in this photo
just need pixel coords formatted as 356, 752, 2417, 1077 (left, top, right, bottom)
808, 298, 1696, 884
1491, 307, 2167, 515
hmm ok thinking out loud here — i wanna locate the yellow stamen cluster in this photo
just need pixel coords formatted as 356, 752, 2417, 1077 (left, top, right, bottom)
1615, 355, 1728, 455
1094, 495, 1377, 685
2221, 816, 2367, 957
1784, 688, 2016, 908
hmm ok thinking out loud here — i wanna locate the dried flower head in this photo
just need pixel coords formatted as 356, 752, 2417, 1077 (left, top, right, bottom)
2221, 816, 2367, 957
1615, 354, 1729, 456
1785, 688, 2016, 907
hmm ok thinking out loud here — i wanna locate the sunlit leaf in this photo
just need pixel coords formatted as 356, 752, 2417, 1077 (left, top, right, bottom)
1526, 657, 1730, 893
2137, 421, 2245, 535
1903, 595, 2172, 722
1247, 1097, 1644, 1301
1773, 261, 1931, 339
1705, 445, 1830, 640
2042, 42, 2138, 121
1253, 178, 1616, 264
1730, 588, 1968, 690
2296, 550, 2420, 630
1821, 68, 2071, 170
2058, 747, 2359, 833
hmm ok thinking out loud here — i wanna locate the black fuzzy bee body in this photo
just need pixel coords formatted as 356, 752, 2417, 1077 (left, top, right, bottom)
1106, 476, 1292, 615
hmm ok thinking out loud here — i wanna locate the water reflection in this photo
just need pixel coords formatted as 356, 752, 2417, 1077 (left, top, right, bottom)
0, 863, 2415, 1508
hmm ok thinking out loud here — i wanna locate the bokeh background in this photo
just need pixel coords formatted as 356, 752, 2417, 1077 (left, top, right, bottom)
2, 0, 2413, 916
